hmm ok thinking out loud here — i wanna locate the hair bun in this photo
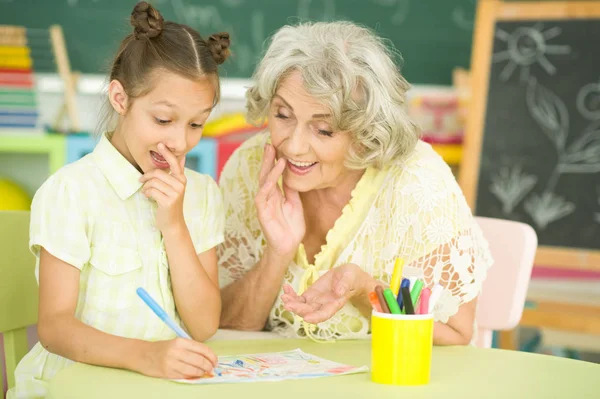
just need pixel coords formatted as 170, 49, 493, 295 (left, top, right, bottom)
130, 1, 164, 39
207, 32, 231, 65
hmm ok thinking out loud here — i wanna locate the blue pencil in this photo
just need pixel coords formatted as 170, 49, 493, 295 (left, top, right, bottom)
136, 287, 191, 339
137, 287, 223, 377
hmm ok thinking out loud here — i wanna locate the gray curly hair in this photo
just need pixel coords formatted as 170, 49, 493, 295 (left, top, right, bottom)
246, 21, 420, 169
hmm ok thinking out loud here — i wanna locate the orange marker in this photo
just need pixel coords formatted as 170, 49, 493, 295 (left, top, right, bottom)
368, 291, 383, 312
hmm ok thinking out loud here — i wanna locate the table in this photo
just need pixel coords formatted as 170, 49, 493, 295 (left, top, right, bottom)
47, 339, 600, 399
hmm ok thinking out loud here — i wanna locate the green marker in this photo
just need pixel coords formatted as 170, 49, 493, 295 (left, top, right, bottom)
410, 279, 424, 309
383, 288, 401, 314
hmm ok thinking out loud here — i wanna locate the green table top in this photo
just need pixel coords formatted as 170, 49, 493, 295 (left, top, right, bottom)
47, 339, 600, 399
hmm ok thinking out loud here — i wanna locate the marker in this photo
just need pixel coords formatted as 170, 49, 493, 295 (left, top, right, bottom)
418, 288, 431, 315
410, 279, 424, 310
383, 288, 402, 314
428, 284, 444, 314
368, 291, 383, 312
390, 258, 405, 296
401, 286, 415, 315
409, 277, 417, 291
136, 287, 191, 339
375, 285, 390, 313
397, 278, 410, 311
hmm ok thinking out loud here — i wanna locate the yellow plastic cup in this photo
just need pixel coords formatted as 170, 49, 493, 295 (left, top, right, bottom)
371, 311, 433, 385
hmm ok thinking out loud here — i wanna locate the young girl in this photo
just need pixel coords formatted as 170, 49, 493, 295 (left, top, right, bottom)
8, 2, 230, 397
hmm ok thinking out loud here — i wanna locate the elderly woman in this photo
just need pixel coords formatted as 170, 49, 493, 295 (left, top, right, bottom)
217, 21, 492, 345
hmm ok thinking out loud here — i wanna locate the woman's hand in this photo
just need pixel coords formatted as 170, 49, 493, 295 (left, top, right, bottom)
281, 263, 371, 324
255, 144, 305, 258
140, 143, 186, 234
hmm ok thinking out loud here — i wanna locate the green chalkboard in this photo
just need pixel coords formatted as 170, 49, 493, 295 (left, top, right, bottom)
0, 0, 477, 85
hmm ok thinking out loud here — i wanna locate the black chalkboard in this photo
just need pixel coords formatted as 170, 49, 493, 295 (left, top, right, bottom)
475, 19, 600, 251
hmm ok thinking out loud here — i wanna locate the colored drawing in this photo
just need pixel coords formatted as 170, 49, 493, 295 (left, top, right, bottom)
173, 349, 368, 384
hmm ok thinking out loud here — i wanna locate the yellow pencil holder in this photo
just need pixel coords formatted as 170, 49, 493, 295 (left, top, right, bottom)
371, 311, 433, 386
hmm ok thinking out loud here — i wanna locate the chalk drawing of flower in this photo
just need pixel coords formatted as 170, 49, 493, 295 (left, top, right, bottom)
524, 192, 575, 230
560, 120, 600, 174
524, 79, 600, 197
489, 165, 538, 214
526, 78, 569, 152
577, 78, 600, 120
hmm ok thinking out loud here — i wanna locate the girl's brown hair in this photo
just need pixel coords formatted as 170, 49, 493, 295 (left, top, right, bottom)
107, 1, 230, 114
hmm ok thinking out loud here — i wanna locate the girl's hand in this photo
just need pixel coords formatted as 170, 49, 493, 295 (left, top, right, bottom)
140, 143, 187, 234
255, 144, 306, 258
138, 338, 218, 380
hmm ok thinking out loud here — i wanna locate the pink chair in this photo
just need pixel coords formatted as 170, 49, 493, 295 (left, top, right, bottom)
474, 217, 538, 348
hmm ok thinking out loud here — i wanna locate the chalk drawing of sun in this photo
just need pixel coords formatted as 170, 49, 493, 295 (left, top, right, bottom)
492, 23, 571, 82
